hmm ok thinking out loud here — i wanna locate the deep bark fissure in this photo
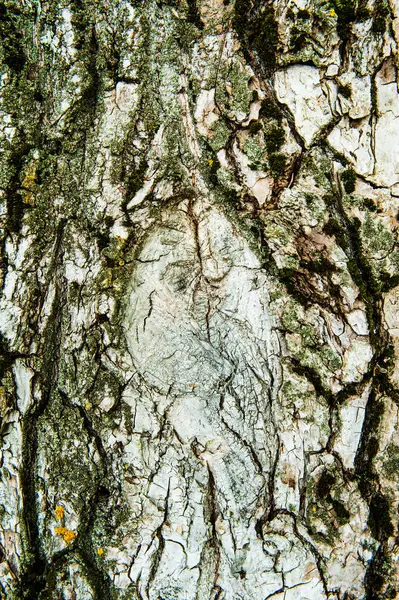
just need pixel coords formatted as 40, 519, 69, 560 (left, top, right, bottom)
18, 270, 66, 598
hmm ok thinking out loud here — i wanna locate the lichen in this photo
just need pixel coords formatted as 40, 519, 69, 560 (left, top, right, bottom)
382, 444, 399, 480
54, 526, 76, 544
55, 505, 65, 521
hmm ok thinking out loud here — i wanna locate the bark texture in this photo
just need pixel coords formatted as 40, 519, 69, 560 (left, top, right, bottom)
1, 1, 399, 598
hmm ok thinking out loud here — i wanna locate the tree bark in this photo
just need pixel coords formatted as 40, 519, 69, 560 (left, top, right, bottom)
1, 1, 399, 598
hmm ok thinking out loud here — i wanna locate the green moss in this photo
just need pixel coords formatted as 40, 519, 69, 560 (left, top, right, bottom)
368, 493, 394, 541
281, 3, 338, 65
2, 1, 108, 249
380, 273, 399, 293
268, 152, 287, 177
174, 19, 201, 51
365, 550, 395, 599
341, 168, 356, 193
279, 268, 313, 308
0, 1, 27, 73
259, 98, 282, 123
244, 104, 287, 178
363, 197, 378, 213
252, 2, 278, 73
186, 0, 204, 30
264, 125, 285, 154
263, 223, 291, 253
330, 0, 356, 41
372, 0, 390, 34
248, 121, 263, 134
37, 394, 101, 513
200, 140, 222, 187
298, 9, 310, 19
233, 0, 278, 75
357, 0, 371, 20
290, 25, 308, 52
301, 151, 332, 187
382, 444, 399, 479
355, 394, 386, 500
331, 499, 350, 524
316, 470, 335, 499
307, 466, 351, 544
0, 5, 47, 235
4, 139, 31, 233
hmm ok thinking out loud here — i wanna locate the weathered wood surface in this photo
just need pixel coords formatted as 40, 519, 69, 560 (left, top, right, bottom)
1, 1, 399, 598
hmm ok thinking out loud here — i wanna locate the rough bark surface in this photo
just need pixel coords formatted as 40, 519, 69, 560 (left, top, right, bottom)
1, 0, 399, 598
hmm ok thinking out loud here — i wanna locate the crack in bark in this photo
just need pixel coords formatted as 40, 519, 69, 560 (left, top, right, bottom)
17, 228, 66, 599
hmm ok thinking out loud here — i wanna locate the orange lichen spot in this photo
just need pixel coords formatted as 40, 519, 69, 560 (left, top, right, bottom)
97, 547, 104, 556
55, 505, 65, 521
85, 402, 91, 409
54, 527, 76, 543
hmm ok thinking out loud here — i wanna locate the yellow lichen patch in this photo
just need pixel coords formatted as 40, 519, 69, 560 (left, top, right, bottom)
97, 547, 104, 556
85, 402, 91, 410
330, 8, 337, 17
55, 505, 65, 521
208, 159, 213, 167
100, 268, 113, 288
21, 161, 37, 206
114, 235, 127, 246
0, 387, 7, 414
54, 526, 76, 544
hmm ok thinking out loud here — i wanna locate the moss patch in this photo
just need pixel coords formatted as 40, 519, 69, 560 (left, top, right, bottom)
233, 0, 278, 75
341, 168, 356, 194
